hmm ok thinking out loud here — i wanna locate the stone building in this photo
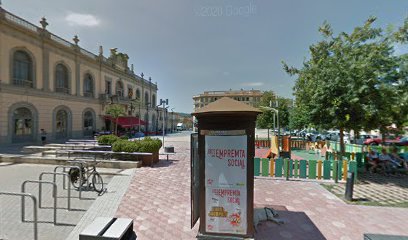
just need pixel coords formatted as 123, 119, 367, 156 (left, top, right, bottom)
0, 7, 160, 144
193, 89, 263, 112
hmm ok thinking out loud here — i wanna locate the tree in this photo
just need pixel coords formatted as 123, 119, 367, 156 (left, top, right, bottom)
105, 104, 126, 135
256, 91, 291, 130
283, 16, 408, 154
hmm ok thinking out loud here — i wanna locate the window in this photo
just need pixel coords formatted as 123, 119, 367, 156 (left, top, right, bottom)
116, 81, 124, 97
83, 74, 94, 97
145, 92, 149, 106
105, 81, 112, 95
83, 111, 93, 130
13, 50, 33, 87
152, 94, 156, 106
136, 89, 141, 99
128, 87, 133, 99
14, 107, 32, 136
55, 64, 69, 94
56, 109, 68, 138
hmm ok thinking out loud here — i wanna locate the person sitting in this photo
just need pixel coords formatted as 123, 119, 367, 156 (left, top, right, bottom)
378, 148, 396, 173
390, 147, 408, 170
366, 149, 380, 173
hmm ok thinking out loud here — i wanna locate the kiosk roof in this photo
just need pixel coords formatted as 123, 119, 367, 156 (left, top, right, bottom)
192, 97, 261, 116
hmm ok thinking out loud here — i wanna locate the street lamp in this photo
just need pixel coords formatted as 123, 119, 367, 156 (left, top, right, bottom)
160, 98, 169, 147
260, 105, 279, 158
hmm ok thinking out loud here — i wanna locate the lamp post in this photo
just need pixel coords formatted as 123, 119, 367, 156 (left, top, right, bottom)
171, 108, 175, 133
160, 98, 169, 147
260, 105, 279, 158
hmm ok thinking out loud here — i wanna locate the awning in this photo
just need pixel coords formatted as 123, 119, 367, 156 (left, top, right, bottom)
104, 116, 146, 128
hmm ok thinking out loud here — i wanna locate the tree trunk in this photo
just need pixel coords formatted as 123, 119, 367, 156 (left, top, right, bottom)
339, 127, 345, 158
380, 127, 386, 144
115, 118, 119, 136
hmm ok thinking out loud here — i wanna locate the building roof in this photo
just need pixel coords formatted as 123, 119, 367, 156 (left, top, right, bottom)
192, 97, 261, 116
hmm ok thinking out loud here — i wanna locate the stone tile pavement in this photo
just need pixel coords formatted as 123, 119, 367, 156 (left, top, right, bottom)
328, 172, 408, 206
116, 135, 408, 240
2, 134, 408, 239
0, 163, 120, 240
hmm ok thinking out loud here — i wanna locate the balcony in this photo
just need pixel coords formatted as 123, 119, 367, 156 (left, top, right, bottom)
56, 87, 70, 94
13, 79, 33, 88
83, 92, 94, 98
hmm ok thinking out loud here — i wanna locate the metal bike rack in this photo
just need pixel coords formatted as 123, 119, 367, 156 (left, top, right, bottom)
39, 172, 71, 210
0, 191, 38, 240
22, 180, 57, 225
54, 165, 82, 198
69, 157, 97, 187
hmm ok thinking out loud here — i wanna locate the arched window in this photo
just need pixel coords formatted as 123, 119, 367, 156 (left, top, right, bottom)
145, 92, 149, 107
56, 109, 68, 139
116, 81, 124, 97
128, 87, 133, 99
56, 64, 69, 94
136, 89, 141, 100
83, 74, 94, 97
13, 107, 33, 137
13, 50, 33, 87
83, 110, 94, 136
152, 94, 156, 107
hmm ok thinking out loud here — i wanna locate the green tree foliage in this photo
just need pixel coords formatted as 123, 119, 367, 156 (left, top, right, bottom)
105, 104, 126, 135
256, 91, 291, 130
283, 16, 408, 153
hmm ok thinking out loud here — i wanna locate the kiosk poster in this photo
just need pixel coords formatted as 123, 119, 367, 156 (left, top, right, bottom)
205, 135, 247, 234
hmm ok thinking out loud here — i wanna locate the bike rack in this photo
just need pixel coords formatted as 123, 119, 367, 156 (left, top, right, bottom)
53, 165, 82, 199
0, 191, 38, 240
21, 180, 57, 225
39, 172, 71, 210
69, 157, 98, 187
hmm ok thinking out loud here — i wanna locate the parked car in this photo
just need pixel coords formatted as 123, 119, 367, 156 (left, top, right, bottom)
396, 136, 408, 146
354, 134, 377, 145
364, 135, 401, 145
326, 131, 351, 144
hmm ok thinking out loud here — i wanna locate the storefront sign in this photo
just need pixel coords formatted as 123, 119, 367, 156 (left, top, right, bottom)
205, 135, 247, 234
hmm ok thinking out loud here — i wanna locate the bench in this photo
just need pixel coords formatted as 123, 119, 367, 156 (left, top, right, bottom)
159, 152, 176, 161
79, 217, 135, 240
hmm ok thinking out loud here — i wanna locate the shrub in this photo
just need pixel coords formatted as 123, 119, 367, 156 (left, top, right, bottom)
97, 134, 119, 145
120, 135, 129, 140
112, 140, 125, 152
111, 138, 162, 153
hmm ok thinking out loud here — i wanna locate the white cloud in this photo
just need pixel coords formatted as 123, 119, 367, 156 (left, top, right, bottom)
65, 13, 100, 27
240, 82, 264, 87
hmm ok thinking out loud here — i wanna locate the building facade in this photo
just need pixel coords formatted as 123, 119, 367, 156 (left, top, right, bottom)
192, 89, 263, 112
0, 7, 160, 144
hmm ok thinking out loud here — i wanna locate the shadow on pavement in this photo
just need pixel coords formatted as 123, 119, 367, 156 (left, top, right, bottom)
358, 172, 408, 189
254, 206, 326, 240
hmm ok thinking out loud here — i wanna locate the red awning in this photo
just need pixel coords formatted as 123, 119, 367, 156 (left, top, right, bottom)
104, 116, 146, 128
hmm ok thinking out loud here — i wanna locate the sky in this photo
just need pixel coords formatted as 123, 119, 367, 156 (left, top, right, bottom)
2, 0, 408, 113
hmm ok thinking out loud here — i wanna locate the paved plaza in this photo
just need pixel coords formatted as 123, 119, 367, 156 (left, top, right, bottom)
1, 132, 408, 239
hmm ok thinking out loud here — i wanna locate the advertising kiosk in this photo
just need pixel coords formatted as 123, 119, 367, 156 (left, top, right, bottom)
191, 97, 261, 239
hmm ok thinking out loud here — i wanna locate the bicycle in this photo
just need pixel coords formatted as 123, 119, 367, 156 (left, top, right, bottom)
68, 159, 105, 194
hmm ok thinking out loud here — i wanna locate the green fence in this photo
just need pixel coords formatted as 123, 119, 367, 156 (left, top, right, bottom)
254, 157, 358, 183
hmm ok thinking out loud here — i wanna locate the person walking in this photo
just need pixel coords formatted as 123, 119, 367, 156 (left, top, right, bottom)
40, 129, 47, 145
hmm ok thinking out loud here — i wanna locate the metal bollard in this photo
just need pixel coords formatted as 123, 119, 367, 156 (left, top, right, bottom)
39, 172, 71, 210
22, 180, 57, 225
345, 171, 354, 201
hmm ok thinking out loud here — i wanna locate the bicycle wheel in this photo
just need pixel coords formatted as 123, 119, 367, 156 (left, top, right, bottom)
92, 172, 104, 194
69, 168, 81, 189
